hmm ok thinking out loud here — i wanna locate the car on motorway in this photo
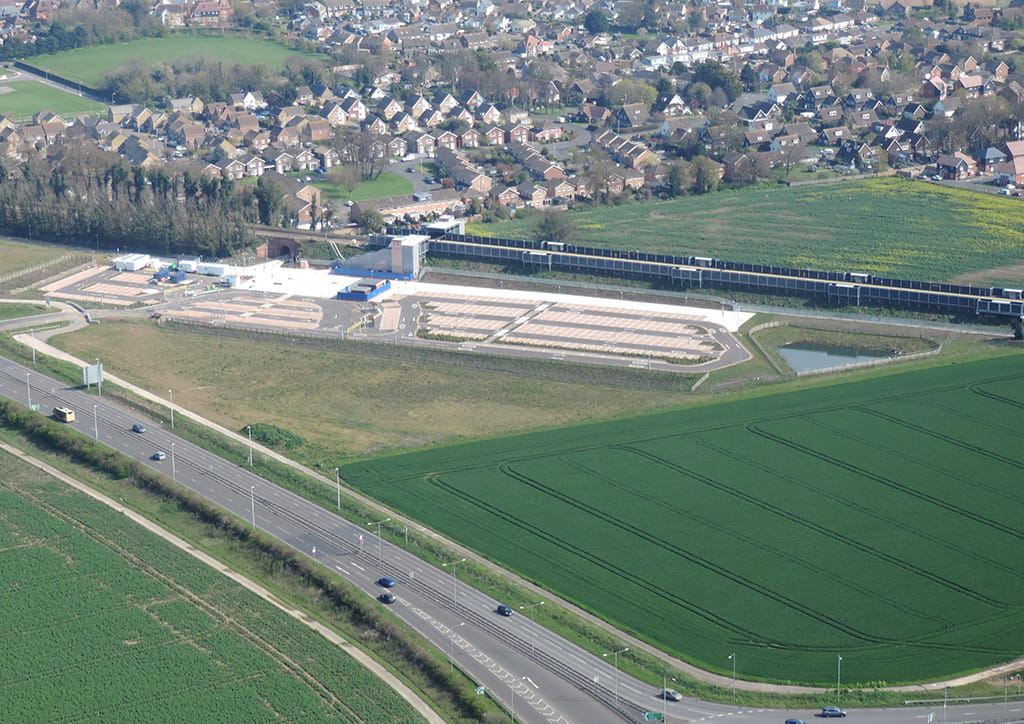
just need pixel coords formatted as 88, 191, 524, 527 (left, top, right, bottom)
820, 706, 846, 717
378, 592, 396, 604
152, 451, 166, 461
377, 576, 396, 588
662, 688, 683, 701
785, 719, 807, 724
131, 423, 146, 433
496, 604, 513, 616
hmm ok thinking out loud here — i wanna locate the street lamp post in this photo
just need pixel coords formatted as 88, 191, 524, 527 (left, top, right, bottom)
663, 674, 677, 722
729, 652, 736, 701
367, 518, 390, 567
95, 358, 101, 395
334, 467, 341, 510
603, 647, 629, 709
169, 389, 174, 429
171, 442, 176, 482
93, 404, 98, 440
25, 372, 30, 409
442, 557, 466, 604
246, 425, 253, 466
519, 601, 544, 654
837, 655, 843, 707
250, 486, 256, 530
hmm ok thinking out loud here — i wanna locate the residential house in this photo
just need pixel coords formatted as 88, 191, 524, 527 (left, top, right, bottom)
936, 151, 977, 179
264, 149, 296, 174
517, 181, 548, 207
456, 127, 481, 148
615, 103, 651, 129
432, 129, 459, 151
363, 115, 388, 135
340, 98, 368, 124
482, 125, 506, 146
403, 130, 435, 156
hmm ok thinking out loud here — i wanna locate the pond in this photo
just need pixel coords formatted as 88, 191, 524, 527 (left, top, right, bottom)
778, 342, 894, 373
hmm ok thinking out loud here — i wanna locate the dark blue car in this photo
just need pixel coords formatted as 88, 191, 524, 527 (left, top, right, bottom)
377, 576, 396, 588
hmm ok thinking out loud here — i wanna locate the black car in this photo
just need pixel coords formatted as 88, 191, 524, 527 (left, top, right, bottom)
497, 604, 513, 616
379, 592, 396, 604
131, 423, 146, 433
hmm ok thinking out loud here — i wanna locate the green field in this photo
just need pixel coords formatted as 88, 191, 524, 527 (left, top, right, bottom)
29, 34, 320, 87
0, 80, 105, 119
0, 237, 80, 272
0, 455, 424, 723
316, 172, 414, 202
342, 351, 1024, 685
56, 320, 697, 458
468, 177, 1024, 284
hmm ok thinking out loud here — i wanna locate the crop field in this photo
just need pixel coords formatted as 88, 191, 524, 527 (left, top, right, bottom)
342, 351, 1024, 685
467, 177, 1024, 284
0, 80, 104, 119
0, 455, 423, 723
28, 34, 320, 88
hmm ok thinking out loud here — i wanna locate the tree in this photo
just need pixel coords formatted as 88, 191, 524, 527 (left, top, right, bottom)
357, 208, 384, 232
584, 8, 609, 34
779, 142, 806, 177
690, 60, 742, 102
254, 176, 284, 226
608, 79, 657, 107
740, 63, 759, 92
692, 156, 720, 194
666, 160, 692, 197
327, 164, 360, 196
535, 209, 577, 243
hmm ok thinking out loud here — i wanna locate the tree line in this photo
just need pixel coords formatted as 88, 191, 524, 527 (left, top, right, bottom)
0, 142, 255, 257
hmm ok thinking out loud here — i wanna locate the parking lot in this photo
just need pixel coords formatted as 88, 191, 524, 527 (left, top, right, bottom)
42, 261, 752, 372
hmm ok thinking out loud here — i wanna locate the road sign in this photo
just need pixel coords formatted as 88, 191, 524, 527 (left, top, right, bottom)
644, 713, 664, 721
30, 404, 39, 411
475, 686, 485, 695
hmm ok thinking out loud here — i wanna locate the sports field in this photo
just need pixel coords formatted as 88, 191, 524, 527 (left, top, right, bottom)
467, 177, 1024, 284
28, 34, 320, 88
342, 351, 1024, 685
0, 455, 423, 723
0, 80, 104, 120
